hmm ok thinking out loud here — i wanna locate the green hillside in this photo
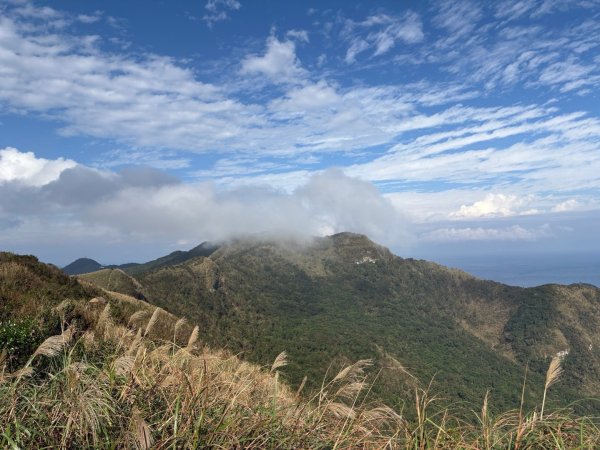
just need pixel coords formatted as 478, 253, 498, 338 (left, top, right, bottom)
78, 268, 146, 300
1, 253, 98, 369
79, 233, 600, 415
122, 241, 219, 276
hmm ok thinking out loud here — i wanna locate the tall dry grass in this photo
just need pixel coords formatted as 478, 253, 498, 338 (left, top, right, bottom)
1, 297, 599, 449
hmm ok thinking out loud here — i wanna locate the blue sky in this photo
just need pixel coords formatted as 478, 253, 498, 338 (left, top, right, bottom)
0, 0, 599, 286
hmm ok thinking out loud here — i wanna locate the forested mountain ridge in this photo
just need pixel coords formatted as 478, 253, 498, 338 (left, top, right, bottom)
75, 232, 600, 413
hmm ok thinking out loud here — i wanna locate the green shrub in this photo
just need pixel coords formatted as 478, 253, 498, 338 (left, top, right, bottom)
0, 319, 40, 370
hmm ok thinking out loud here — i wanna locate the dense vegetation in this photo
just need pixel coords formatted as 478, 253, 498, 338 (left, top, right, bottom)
1, 253, 97, 370
79, 233, 600, 416
3, 251, 600, 448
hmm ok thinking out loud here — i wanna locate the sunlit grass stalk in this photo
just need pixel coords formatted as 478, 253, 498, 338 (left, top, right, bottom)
541, 356, 563, 420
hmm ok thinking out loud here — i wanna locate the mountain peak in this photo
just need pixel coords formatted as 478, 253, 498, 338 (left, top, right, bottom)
325, 232, 392, 261
63, 257, 103, 275
329, 231, 373, 245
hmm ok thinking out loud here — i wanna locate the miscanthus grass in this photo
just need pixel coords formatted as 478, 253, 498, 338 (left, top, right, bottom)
1, 298, 599, 449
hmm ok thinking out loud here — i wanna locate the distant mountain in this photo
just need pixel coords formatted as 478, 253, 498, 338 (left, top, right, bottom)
77, 232, 600, 414
62, 242, 219, 276
62, 257, 104, 275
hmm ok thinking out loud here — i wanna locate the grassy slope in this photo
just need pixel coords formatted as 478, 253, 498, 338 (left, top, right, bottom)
122, 241, 219, 277
98, 233, 600, 416
0, 252, 185, 364
78, 268, 146, 300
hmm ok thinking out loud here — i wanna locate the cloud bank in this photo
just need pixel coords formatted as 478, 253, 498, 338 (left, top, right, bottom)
0, 148, 410, 262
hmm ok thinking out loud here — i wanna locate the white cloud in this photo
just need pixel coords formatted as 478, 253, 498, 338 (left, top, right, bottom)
203, 0, 241, 27
343, 11, 423, 63
240, 36, 306, 83
14, 3, 59, 18
345, 38, 369, 64
294, 170, 410, 245
386, 189, 485, 222
0, 149, 411, 253
210, 169, 313, 193
269, 80, 340, 113
0, 13, 255, 155
94, 149, 191, 171
0, 13, 419, 158
202, 97, 600, 216
432, 0, 483, 39
427, 3, 600, 94
537, 57, 598, 92
10, 2, 104, 29
77, 12, 102, 24
346, 106, 600, 197
450, 193, 539, 218
286, 29, 309, 43
0, 11, 441, 159
494, 0, 537, 20
533, 0, 600, 17
2, 1, 597, 170
552, 199, 581, 212
373, 11, 424, 52
421, 224, 553, 242
0, 147, 76, 187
